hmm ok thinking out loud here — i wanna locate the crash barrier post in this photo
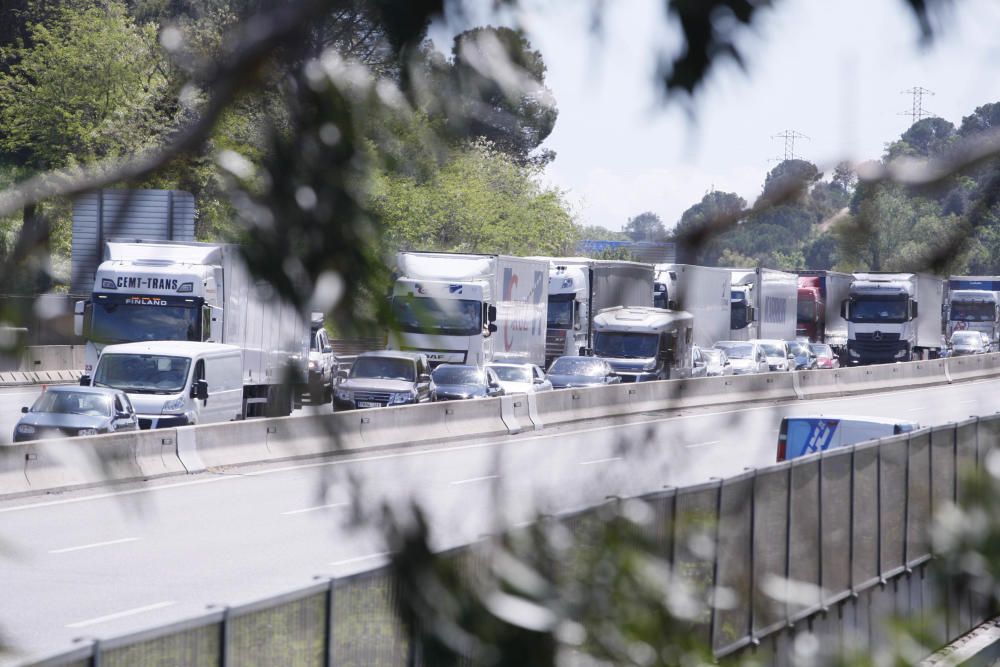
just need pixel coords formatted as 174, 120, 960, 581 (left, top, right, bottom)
22, 418, 1000, 666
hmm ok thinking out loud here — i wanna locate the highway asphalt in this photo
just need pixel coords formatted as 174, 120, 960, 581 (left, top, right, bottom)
0, 377, 998, 663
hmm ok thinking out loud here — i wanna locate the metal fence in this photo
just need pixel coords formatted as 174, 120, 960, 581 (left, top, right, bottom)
26, 415, 1000, 666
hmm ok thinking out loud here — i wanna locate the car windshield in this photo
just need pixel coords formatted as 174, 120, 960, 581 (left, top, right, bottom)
951, 332, 981, 345
758, 342, 785, 357
93, 354, 191, 394
951, 301, 995, 321
432, 365, 484, 385
787, 342, 809, 355
593, 332, 658, 359
716, 343, 753, 359
547, 299, 573, 329
350, 356, 416, 382
91, 300, 201, 345
809, 344, 833, 357
390, 296, 482, 337
490, 366, 531, 383
32, 391, 112, 417
550, 358, 606, 376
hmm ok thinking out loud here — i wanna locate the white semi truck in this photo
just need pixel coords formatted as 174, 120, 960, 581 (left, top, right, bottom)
591, 306, 695, 381
841, 272, 946, 365
946, 276, 1000, 344
655, 264, 732, 348
388, 252, 548, 367
538, 258, 654, 364
728, 268, 798, 341
75, 240, 309, 417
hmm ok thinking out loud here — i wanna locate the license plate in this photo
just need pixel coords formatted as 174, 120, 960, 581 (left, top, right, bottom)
357, 401, 382, 408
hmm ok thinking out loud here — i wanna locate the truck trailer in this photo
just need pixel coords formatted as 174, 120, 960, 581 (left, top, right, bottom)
591, 306, 695, 381
538, 258, 654, 364
946, 276, 1000, 344
656, 264, 731, 348
795, 270, 853, 353
388, 252, 548, 367
729, 268, 798, 341
75, 240, 309, 417
841, 272, 946, 365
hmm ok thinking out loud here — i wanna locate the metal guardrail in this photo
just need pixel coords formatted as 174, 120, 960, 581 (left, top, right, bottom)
24, 415, 997, 666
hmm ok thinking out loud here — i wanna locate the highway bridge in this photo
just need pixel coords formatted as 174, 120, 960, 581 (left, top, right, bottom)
1, 358, 1000, 664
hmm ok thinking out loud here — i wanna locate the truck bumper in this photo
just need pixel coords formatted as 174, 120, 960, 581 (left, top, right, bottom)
846, 340, 910, 365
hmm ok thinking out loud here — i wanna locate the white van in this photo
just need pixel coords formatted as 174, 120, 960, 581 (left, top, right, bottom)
776, 415, 920, 462
89, 341, 244, 429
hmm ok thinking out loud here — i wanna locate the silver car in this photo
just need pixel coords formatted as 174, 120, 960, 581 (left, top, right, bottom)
486, 363, 552, 394
14, 386, 138, 442
701, 348, 733, 376
713, 341, 768, 375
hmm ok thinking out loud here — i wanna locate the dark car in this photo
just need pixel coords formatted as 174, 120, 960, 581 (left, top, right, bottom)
546, 356, 621, 389
786, 340, 818, 370
431, 364, 504, 401
333, 351, 432, 410
13, 385, 138, 442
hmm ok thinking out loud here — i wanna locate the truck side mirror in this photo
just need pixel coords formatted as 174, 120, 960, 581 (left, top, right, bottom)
746, 306, 756, 323
74, 300, 92, 338
840, 301, 848, 319
79, 374, 91, 386
487, 305, 497, 323
487, 323, 498, 334
911, 301, 919, 318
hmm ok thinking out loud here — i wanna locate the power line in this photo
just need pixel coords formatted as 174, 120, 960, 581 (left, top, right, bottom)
771, 130, 809, 162
900, 86, 936, 124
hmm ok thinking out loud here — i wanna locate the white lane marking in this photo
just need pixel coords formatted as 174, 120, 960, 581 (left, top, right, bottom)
905, 407, 925, 412
3, 375, 999, 515
49, 537, 139, 554
957, 399, 980, 405
685, 440, 722, 449
66, 601, 175, 628
281, 502, 348, 516
579, 456, 622, 465
329, 552, 391, 567
450, 475, 500, 485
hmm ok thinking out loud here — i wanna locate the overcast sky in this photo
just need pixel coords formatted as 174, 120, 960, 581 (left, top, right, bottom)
431, 0, 1000, 232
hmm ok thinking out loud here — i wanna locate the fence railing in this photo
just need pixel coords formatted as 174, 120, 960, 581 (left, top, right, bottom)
25, 415, 1000, 666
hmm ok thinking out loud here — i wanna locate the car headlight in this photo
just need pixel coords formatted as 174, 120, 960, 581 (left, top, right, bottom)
388, 391, 416, 405
308, 360, 317, 370
894, 349, 909, 359
162, 398, 187, 414
16, 424, 35, 434
335, 387, 352, 401
78, 428, 99, 436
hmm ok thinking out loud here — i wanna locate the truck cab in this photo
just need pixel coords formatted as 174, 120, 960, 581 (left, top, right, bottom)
545, 262, 590, 363
796, 276, 823, 340
946, 289, 999, 343
841, 274, 927, 365
591, 306, 694, 382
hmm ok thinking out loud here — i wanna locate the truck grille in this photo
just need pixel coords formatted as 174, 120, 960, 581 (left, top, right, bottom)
853, 332, 902, 353
546, 330, 568, 358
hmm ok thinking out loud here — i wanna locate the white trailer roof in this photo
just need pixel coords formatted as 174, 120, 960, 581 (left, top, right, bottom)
105, 240, 225, 265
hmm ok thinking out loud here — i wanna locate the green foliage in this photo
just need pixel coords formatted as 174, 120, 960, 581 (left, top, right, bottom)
0, 0, 170, 168
576, 224, 629, 242
623, 211, 666, 242
371, 140, 577, 257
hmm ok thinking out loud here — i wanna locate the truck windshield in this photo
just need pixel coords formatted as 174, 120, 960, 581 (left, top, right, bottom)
593, 332, 659, 359
391, 296, 482, 337
849, 297, 908, 323
951, 301, 996, 321
93, 354, 192, 394
547, 299, 573, 329
91, 301, 201, 345
731, 302, 750, 330
797, 300, 815, 319
350, 356, 415, 382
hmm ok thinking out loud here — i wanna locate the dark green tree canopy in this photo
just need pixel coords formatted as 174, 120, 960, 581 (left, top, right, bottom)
623, 211, 666, 242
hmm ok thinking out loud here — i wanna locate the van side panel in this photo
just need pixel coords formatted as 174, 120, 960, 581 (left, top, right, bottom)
204, 353, 244, 422
785, 418, 842, 460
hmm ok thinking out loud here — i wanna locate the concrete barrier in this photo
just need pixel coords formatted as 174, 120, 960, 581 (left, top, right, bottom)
20, 345, 84, 372
0, 445, 29, 495
133, 429, 186, 478
23, 433, 140, 493
191, 419, 277, 468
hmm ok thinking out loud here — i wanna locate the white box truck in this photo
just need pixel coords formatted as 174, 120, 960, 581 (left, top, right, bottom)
729, 268, 798, 341
537, 258, 654, 364
591, 306, 695, 381
841, 272, 946, 365
656, 264, 732, 348
388, 252, 548, 367
75, 240, 309, 417
946, 276, 1000, 344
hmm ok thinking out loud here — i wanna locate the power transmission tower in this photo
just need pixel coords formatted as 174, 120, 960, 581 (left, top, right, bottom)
900, 86, 935, 124
771, 130, 809, 162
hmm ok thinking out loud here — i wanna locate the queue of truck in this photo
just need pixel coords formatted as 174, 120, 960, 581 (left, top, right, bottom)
13, 241, 1000, 441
